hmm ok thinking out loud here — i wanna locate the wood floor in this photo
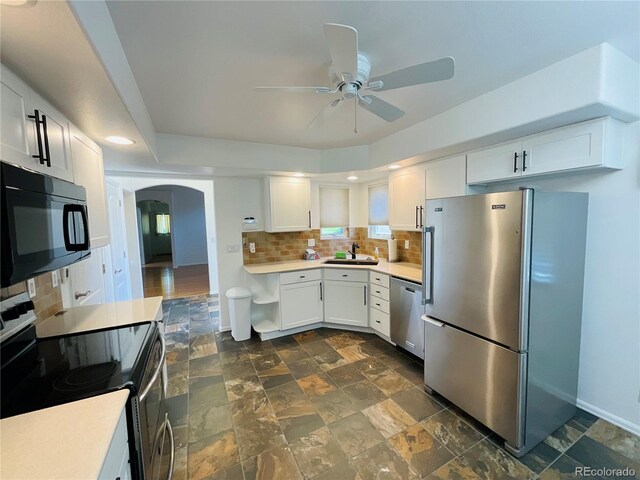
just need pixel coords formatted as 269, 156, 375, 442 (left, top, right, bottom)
142, 263, 209, 299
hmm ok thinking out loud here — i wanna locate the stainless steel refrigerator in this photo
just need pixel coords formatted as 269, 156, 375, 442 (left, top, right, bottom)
421, 188, 588, 457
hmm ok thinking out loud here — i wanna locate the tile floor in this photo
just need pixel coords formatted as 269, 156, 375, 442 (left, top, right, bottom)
163, 296, 640, 480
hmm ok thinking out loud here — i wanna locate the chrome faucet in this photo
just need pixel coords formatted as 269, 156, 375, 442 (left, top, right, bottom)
348, 242, 360, 259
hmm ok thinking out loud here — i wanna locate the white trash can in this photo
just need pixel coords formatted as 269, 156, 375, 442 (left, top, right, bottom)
225, 287, 252, 341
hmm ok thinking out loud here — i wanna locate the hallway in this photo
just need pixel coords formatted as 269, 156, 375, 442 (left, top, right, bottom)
142, 263, 209, 299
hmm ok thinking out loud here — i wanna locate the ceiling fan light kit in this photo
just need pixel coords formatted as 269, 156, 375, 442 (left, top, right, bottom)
255, 23, 455, 133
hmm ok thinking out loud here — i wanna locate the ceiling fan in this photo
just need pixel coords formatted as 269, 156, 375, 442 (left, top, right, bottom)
254, 23, 455, 133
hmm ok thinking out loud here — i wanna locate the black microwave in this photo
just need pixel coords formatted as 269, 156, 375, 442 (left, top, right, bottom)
1, 162, 90, 287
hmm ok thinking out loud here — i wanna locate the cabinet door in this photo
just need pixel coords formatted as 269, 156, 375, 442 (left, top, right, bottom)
280, 280, 323, 330
25, 93, 73, 182
424, 155, 469, 200
389, 165, 426, 231
68, 248, 106, 307
466, 141, 522, 184
324, 280, 368, 327
0, 66, 31, 166
71, 128, 110, 247
521, 120, 605, 176
267, 177, 311, 232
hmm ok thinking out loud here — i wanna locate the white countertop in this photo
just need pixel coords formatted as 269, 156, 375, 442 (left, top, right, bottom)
0, 389, 130, 480
36, 296, 163, 338
244, 257, 422, 284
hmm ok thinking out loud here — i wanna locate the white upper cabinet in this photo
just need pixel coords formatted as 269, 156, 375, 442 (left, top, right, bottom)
25, 92, 73, 182
70, 126, 110, 248
520, 118, 623, 176
0, 65, 30, 166
424, 154, 480, 200
466, 141, 523, 184
0, 64, 73, 182
467, 117, 624, 185
389, 164, 426, 231
264, 176, 311, 232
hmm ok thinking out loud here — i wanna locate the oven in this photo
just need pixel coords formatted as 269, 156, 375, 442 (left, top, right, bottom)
1, 161, 90, 287
131, 329, 174, 480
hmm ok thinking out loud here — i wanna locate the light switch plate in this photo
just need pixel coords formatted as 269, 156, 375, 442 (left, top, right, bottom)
51, 270, 59, 288
249, 243, 256, 253
27, 279, 36, 298
308, 239, 315, 247
404, 240, 410, 249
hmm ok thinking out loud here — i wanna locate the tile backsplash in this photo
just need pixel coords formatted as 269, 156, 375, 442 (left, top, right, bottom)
0, 272, 63, 320
242, 227, 422, 265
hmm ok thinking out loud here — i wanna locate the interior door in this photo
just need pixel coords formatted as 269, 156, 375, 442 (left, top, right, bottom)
425, 190, 529, 351
106, 181, 131, 301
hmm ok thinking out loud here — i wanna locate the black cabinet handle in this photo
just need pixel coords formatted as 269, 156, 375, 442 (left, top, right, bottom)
375, 303, 381, 307
513, 152, 519, 173
27, 109, 50, 167
308, 210, 311, 228
419, 206, 423, 228
319, 282, 323, 301
522, 150, 527, 171
364, 285, 367, 305
415, 206, 419, 229
342, 274, 348, 277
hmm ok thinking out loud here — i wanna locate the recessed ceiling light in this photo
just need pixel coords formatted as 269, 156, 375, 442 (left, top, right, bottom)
347, 176, 359, 181
388, 164, 401, 170
293, 172, 305, 177
105, 136, 135, 145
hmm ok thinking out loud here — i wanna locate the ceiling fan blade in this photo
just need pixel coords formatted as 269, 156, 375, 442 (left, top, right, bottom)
254, 86, 335, 94
323, 23, 358, 82
370, 57, 455, 91
308, 98, 343, 128
359, 95, 404, 122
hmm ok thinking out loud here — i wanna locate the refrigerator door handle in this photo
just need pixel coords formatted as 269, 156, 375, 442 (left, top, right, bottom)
422, 226, 434, 305
421, 315, 444, 327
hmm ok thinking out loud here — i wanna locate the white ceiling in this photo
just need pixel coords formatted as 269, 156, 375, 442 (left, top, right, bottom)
106, 1, 639, 150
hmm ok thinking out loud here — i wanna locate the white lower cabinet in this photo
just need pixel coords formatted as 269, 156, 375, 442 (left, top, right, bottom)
280, 279, 323, 330
99, 408, 130, 480
370, 306, 390, 337
323, 280, 368, 327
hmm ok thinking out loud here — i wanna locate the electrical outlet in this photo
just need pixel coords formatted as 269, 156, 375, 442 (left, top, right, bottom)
404, 240, 410, 249
27, 279, 36, 298
226, 244, 240, 253
308, 239, 315, 247
249, 243, 256, 254
51, 270, 59, 288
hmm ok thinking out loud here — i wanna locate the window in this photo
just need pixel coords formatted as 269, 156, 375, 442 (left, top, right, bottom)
369, 225, 392, 239
321, 226, 347, 239
319, 186, 349, 239
156, 213, 171, 235
368, 183, 390, 239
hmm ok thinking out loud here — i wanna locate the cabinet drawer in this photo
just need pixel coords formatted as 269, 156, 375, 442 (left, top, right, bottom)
280, 269, 321, 285
370, 296, 390, 315
369, 272, 390, 288
370, 307, 390, 337
370, 285, 390, 302
324, 269, 368, 282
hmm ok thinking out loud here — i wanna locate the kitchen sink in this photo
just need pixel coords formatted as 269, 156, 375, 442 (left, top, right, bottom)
323, 259, 379, 265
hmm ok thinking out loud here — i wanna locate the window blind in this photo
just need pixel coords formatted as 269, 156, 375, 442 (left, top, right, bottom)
368, 183, 389, 225
319, 186, 349, 227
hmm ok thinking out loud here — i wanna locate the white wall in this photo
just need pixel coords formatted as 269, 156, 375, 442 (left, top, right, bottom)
108, 175, 219, 295
490, 121, 640, 435
212, 177, 263, 330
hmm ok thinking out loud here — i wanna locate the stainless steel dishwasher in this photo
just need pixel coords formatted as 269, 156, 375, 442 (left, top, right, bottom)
390, 277, 424, 359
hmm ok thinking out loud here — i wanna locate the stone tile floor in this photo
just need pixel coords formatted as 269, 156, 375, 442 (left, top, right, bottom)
163, 296, 640, 480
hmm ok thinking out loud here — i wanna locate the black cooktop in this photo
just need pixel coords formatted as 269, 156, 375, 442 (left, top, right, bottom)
0, 322, 157, 419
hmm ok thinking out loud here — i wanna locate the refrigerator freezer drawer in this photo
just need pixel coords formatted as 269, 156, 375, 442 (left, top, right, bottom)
424, 320, 526, 448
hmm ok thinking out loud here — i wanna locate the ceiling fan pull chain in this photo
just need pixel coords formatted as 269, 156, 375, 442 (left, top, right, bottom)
354, 96, 358, 134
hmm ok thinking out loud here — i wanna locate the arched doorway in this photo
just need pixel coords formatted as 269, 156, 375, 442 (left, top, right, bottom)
136, 185, 210, 299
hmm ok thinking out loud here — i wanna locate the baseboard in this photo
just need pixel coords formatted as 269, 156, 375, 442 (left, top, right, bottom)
175, 262, 208, 268
576, 399, 640, 436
